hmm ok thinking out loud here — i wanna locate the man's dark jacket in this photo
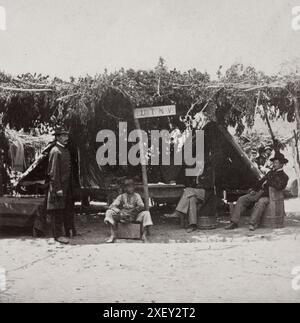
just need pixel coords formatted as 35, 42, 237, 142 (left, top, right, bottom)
47, 143, 71, 210
254, 169, 289, 197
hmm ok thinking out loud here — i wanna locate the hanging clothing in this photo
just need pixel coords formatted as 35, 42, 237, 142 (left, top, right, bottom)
9, 138, 25, 172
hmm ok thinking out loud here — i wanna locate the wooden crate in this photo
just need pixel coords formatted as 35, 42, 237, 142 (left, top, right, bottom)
117, 223, 142, 240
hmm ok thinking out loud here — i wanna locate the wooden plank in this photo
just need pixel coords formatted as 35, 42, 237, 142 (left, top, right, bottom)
0, 86, 54, 92
0, 214, 35, 227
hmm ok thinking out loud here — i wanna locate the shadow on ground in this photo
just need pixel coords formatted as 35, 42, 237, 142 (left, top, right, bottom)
1, 212, 300, 245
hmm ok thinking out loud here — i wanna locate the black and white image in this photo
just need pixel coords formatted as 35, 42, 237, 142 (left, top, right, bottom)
0, 0, 300, 304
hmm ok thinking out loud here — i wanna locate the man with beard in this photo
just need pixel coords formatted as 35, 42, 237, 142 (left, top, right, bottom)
47, 127, 76, 244
225, 152, 289, 231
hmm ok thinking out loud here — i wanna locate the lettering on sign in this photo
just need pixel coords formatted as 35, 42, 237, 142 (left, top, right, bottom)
134, 105, 176, 119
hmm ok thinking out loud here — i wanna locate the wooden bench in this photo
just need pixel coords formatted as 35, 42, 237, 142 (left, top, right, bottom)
0, 197, 46, 235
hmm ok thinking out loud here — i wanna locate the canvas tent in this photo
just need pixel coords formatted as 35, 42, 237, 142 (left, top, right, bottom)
17, 119, 261, 203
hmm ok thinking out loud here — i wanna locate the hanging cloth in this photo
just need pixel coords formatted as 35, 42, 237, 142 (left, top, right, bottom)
9, 138, 25, 172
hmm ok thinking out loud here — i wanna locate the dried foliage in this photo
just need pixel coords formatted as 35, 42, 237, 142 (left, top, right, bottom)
0, 59, 300, 139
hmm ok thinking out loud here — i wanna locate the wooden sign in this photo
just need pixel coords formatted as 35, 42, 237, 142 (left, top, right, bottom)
134, 105, 176, 119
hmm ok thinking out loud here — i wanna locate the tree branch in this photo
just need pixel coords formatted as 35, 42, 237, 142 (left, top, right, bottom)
0, 86, 54, 93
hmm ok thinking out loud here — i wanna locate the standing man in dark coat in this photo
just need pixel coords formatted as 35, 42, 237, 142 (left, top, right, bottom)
47, 127, 76, 244
226, 152, 289, 231
0, 149, 10, 196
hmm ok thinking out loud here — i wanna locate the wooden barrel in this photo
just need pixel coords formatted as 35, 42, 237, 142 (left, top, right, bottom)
197, 193, 218, 230
198, 215, 217, 230
261, 215, 284, 229
261, 187, 285, 229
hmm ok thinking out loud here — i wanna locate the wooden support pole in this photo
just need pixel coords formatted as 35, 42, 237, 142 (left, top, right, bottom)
262, 104, 279, 151
0, 171, 3, 197
0, 158, 4, 197
131, 108, 150, 211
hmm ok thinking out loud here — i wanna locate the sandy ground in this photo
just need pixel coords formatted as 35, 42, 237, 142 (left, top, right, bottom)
0, 199, 300, 303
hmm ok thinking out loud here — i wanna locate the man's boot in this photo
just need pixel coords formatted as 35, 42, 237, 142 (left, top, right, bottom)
249, 224, 256, 231
187, 225, 197, 233
55, 236, 70, 245
225, 222, 238, 230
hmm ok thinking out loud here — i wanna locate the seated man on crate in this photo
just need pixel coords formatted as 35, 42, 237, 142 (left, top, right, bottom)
104, 179, 153, 243
225, 152, 289, 231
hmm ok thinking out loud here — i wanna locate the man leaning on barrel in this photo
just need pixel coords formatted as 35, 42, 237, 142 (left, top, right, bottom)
225, 152, 289, 231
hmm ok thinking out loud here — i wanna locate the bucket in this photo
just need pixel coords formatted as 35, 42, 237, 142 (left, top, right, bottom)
198, 215, 217, 230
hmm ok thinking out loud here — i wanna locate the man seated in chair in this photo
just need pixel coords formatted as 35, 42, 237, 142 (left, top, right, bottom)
225, 152, 289, 231
104, 179, 153, 243
173, 165, 215, 233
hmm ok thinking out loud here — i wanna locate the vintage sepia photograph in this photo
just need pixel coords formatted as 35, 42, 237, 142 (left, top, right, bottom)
0, 0, 300, 307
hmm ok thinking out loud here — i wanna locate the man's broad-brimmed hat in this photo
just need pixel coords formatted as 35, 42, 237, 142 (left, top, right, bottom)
270, 152, 289, 165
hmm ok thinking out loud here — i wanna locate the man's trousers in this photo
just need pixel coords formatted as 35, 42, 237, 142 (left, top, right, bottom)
105, 210, 153, 228
176, 188, 206, 225
231, 191, 270, 227
48, 210, 64, 239
48, 206, 75, 238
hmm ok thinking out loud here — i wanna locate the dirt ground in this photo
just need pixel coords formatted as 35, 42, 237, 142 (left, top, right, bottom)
0, 199, 300, 303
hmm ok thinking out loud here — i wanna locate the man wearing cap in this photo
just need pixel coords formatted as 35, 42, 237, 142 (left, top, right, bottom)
226, 152, 289, 231
47, 127, 75, 244
104, 179, 153, 243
